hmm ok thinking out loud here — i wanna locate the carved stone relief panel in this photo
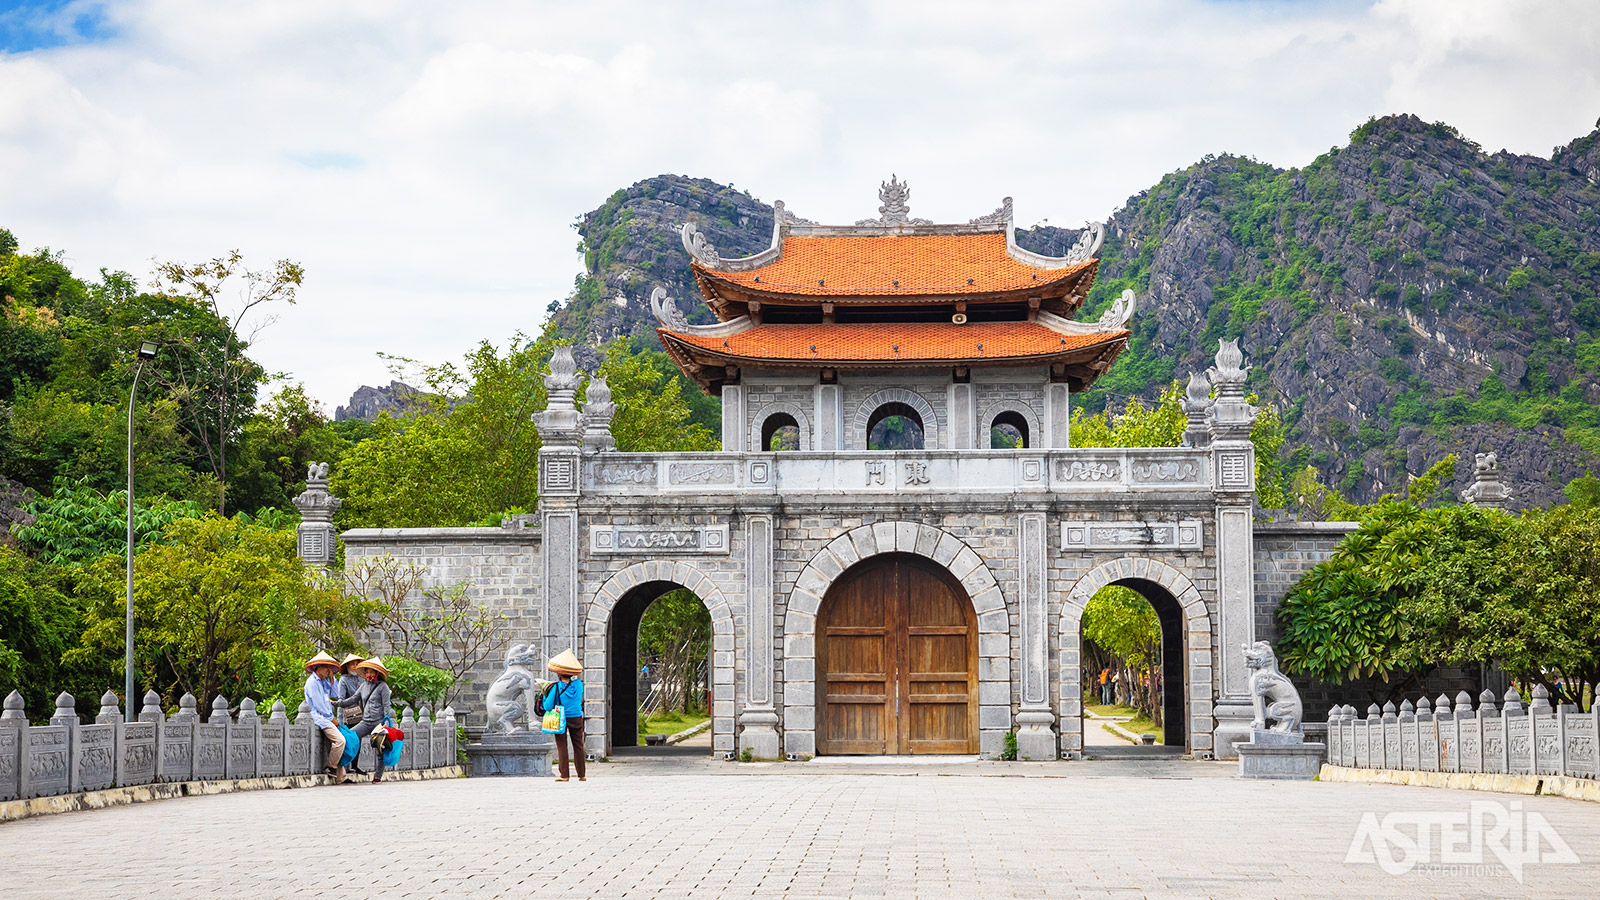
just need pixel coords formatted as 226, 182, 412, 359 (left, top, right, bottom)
72, 722, 116, 792
669, 462, 736, 486
1128, 457, 1204, 485
589, 461, 657, 487
591, 524, 731, 555
1060, 519, 1204, 552
1056, 458, 1121, 483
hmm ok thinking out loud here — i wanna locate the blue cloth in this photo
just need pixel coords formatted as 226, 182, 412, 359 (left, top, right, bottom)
304, 673, 338, 729
557, 677, 584, 718
383, 740, 402, 768
337, 723, 360, 766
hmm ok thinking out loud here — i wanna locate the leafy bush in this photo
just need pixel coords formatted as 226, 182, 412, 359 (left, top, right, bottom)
385, 655, 455, 709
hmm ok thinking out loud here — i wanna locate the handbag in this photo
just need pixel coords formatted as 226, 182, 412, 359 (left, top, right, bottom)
540, 682, 567, 734
369, 716, 400, 750
382, 740, 403, 768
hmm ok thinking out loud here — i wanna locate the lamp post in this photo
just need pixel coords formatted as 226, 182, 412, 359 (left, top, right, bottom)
126, 340, 158, 722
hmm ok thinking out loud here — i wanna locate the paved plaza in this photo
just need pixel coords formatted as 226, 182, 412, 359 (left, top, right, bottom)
8, 755, 1598, 899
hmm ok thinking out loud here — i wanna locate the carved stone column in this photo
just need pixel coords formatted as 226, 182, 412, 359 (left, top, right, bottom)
534, 347, 583, 668
739, 513, 780, 759
948, 381, 976, 449
1015, 512, 1056, 759
814, 382, 842, 450
1044, 383, 1071, 448
291, 462, 341, 567
1180, 372, 1214, 449
1206, 340, 1259, 758
721, 383, 746, 451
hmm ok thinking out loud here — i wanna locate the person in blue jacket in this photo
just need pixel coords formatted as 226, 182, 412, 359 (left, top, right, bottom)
546, 649, 586, 782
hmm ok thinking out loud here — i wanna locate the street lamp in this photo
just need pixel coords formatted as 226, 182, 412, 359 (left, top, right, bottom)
126, 340, 157, 722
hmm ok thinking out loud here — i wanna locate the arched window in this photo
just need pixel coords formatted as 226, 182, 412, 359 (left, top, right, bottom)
761, 412, 801, 451
867, 402, 925, 450
990, 410, 1030, 449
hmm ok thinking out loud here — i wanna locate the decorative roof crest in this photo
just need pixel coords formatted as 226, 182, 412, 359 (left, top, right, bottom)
680, 221, 721, 268
855, 175, 933, 226
545, 345, 579, 394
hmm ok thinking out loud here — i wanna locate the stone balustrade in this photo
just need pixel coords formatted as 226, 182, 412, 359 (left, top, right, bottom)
581, 447, 1216, 497
1320, 684, 1599, 780
0, 689, 459, 802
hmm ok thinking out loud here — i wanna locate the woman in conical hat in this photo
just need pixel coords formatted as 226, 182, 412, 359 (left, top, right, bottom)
546, 649, 586, 782
331, 653, 368, 773
348, 657, 394, 784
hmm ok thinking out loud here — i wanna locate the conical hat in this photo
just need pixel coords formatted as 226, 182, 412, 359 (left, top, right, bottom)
356, 656, 389, 679
304, 651, 340, 673
339, 653, 366, 671
546, 649, 582, 675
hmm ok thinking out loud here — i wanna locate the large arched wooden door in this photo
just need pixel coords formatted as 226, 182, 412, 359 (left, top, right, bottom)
817, 554, 977, 754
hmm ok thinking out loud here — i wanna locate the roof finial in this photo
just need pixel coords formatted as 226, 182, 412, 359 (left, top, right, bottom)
855, 175, 932, 227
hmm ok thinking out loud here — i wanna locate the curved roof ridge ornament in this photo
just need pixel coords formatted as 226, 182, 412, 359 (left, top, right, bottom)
1005, 220, 1105, 270
680, 222, 722, 268
650, 286, 757, 338
1035, 289, 1138, 336
968, 197, 1013, 226
650, 286, 689, 331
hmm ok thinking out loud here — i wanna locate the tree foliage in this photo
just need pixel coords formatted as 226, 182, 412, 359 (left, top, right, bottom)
1081, 586, 1163, 724
1277, 476, 1600, 707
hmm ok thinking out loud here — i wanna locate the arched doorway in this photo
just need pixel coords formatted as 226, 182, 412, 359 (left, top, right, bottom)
816, 554, 977, 754
1080, 577, 1187, 749
866, 402, 925, 450
607, 580, 711, 751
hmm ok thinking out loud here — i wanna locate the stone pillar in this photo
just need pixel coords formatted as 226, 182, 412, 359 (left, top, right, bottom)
1044, 382, 1071, 448
948, 381, 976, 449
1460, 451, 1512, 508
534, 347, 583, 667
1014, 512, 1056, 759
291, 462, 341, 567
0, 691, 25, 802
721, 383, 746, 451
739, 513, 780, 759
814, 382, 843, 450
1205, 340, 1259, 758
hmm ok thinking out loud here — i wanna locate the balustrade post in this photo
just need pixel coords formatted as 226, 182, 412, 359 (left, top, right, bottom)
0, 691, 24, 801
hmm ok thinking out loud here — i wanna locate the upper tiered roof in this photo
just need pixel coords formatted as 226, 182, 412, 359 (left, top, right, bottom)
654, 177, 1136, 394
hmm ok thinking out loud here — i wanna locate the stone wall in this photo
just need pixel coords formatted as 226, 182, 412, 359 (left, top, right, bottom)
0, 689, 457, 802
341, 524, 542, 711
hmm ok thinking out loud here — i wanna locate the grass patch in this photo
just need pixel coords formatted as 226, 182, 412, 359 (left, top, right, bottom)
637, 709, 710, 745
1086, 703, 1139, 718
1102, 713, 1163, 745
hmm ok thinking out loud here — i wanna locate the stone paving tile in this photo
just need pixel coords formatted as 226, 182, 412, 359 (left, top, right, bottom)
4, 759, 1598, 898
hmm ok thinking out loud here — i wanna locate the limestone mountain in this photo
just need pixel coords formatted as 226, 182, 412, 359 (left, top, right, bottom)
335, 380, 425, 422
549, 116, 1600, 507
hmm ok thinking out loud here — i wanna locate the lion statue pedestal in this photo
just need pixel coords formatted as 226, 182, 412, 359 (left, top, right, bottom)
1235, 641, 1326, 780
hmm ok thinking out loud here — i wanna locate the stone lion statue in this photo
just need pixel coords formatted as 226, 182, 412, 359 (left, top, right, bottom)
484, 643, 545, 734
1243, 641, 1302, 734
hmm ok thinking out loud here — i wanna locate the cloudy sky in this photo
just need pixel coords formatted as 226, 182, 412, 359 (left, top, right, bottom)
2, 0, 1598, 408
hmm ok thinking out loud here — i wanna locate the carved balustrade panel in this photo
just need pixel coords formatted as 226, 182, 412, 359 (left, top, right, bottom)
1565, 713, 1597, 779
258, 722, 285, 777
119, 721, 156, 787
193, 722, 227, 780
1482, 718, 1507, 774
22, 726, 70, 798
1505, 717, 1531, 773
72, 722, 117, 792
1534, 713, 1562, 776
0, 727, 19, 801
284, 722, 313, 776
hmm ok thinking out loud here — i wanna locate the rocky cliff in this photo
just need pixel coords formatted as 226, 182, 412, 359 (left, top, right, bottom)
549, 116, 1600, 507
335, 380, 424, 422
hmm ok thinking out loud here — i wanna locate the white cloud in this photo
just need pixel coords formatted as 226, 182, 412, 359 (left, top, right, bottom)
0, 0, 1596, 407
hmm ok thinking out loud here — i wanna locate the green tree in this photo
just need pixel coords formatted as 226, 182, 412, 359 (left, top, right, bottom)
0, 544, 82, 716
69, 514, 367, 707
150, 252, 304, 515
1081, 586, 1163, 724
638, 590, 711, 714
12, 477, 204, 567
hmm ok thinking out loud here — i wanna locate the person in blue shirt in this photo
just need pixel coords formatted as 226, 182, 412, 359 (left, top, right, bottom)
302, 651, 349, 784
546, 649, 586, 782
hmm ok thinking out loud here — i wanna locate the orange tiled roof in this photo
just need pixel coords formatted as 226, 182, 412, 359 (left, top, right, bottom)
697, 232, 1093, 297
660, 321, 1126, 365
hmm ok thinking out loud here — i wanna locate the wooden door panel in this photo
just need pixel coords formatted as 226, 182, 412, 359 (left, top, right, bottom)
819, 554, 976, 755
